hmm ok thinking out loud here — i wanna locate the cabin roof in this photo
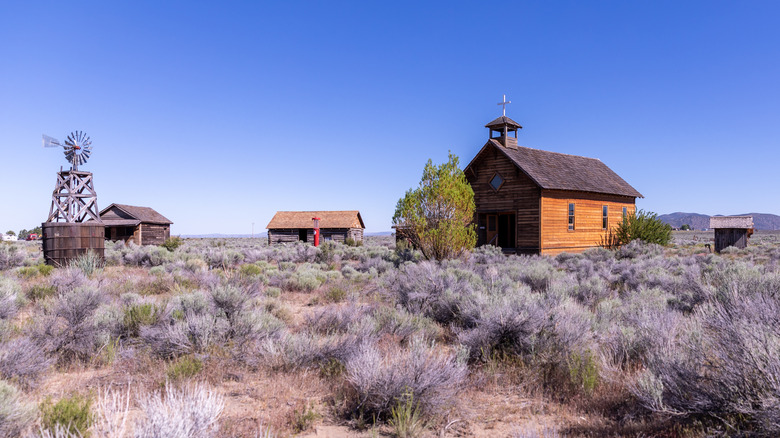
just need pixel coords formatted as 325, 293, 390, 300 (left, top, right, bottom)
710, 216, 753, 229
99, 204, 173, 225
485, 116, 523, 129
466, 139, 644, 198
267, 211, 365, 230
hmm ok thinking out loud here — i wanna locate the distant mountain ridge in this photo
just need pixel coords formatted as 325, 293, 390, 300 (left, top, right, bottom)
659, 212, 780, 230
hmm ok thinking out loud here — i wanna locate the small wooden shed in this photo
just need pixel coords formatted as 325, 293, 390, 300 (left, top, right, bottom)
710, 216, 753, 253
267, 211, 364, 245
99, 204, 173, 246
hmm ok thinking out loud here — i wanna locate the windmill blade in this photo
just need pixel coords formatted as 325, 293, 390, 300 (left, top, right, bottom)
42, 135, 62, 148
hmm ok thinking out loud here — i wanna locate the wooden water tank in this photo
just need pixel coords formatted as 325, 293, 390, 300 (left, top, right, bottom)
41, 222, 105, 267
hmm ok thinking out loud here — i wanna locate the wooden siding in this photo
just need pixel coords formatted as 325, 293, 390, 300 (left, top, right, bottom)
139, 224, 170, 246
540, 189, 636, 255
467, 145, 541, 252
269, 228, 363, 245
714, 228, 750, 253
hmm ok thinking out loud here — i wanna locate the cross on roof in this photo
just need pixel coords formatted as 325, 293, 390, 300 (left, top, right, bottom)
497, 94, 511, 116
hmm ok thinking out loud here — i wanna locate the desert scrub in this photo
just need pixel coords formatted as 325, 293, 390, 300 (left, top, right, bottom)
166, 355, 204, 381
0, 244, 25, 270
389, 390, 426, 438
0, 277, 21, 320
31, 287, 104, 364
134, 382, 224, 438
25, 283, 57, 301
0, 337, 53, 388
123, 301, 164, 338
0, 380, 35, 436
345, 336, 467, 420
161, 236, 184, 252
69, 250, 105, 277
292, 401, 321, 433
40, 393, 94, 437
16, 263, 54, 278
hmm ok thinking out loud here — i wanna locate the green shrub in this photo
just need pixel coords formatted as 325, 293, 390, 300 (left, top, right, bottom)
292, 401, 320, 433
239, 263, 263, 277
389, 390, 426, 438
123, 303, 162, 337
69, 250, 104, 277
17, 264, 53, 279
323, 285, 347, 303
345, 238, 362, 247
40, 393, 93, 437
166, 355, 203, 381
26, 284, 56, 301
161, 236, 184, 252
603, 209, 672, 248
567, 350, 599, 394
392, 152, 476, 261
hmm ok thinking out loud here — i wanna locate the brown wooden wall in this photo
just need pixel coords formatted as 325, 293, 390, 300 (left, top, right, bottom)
466, 145, 541, 252
268, 228, 363, 245
540, 189, 636, 255
139, 223, 170, 246
714, 228, 749, 252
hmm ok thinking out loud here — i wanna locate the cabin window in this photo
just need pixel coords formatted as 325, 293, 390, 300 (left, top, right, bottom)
602, 205, 609, 229
489, 173, 505, 191
568, 203, 575, 231
622, 207, 628, 219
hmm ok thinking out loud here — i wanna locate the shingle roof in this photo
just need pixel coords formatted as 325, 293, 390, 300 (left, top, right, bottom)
467, 140, 643, 198
99, 204, 173, 225
710, 216, 753, 229
485, 116, 523, 129
266, 211, 365, 230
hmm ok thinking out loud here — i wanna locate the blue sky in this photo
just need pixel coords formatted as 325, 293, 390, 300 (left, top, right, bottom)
2, 1, 779, 234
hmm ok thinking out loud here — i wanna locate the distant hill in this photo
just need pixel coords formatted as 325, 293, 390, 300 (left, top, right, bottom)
659, 212, 780, 230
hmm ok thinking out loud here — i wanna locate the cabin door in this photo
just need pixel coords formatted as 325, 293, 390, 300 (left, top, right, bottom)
486, 214, 498, 246
298, 229, 308, 242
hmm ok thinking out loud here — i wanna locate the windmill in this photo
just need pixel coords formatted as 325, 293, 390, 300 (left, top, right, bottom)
40, 130, 105, 267
43, 131, 92, 171
41, 130, 102, 223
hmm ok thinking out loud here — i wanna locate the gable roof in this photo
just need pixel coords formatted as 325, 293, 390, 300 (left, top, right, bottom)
466, 139, 643, 198
267, 211, 365, 230
99, 204, 173, 225
485, 116, 523, 129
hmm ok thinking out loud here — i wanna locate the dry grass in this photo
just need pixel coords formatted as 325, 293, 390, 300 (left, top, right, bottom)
1, 236, 778, 436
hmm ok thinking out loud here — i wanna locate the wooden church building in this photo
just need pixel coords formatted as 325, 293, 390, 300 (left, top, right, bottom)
98, 204, 173, 246
464, 112, 643, 255
267, 211, 365, 245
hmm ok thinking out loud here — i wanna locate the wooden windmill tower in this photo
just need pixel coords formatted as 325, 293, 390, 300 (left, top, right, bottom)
41, 131, 105, 267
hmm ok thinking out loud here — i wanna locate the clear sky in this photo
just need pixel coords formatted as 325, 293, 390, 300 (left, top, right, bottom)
2, 1, 779, 234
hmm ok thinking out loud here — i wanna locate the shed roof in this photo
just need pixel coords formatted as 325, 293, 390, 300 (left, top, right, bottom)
466, 140, 643, 198
267, 211, 365, 230
485, 116, 523, 129
710, 216, 753, 229
99, 204, 173, 225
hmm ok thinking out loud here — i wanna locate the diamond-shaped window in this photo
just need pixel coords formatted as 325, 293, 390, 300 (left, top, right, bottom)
490, 173, 504, 191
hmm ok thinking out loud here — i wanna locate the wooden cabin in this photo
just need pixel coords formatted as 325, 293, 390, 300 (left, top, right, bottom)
99, 204, 173, 246
267, 211, 365, 245
464, 115, 643, 255
709, 216, 753, 252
